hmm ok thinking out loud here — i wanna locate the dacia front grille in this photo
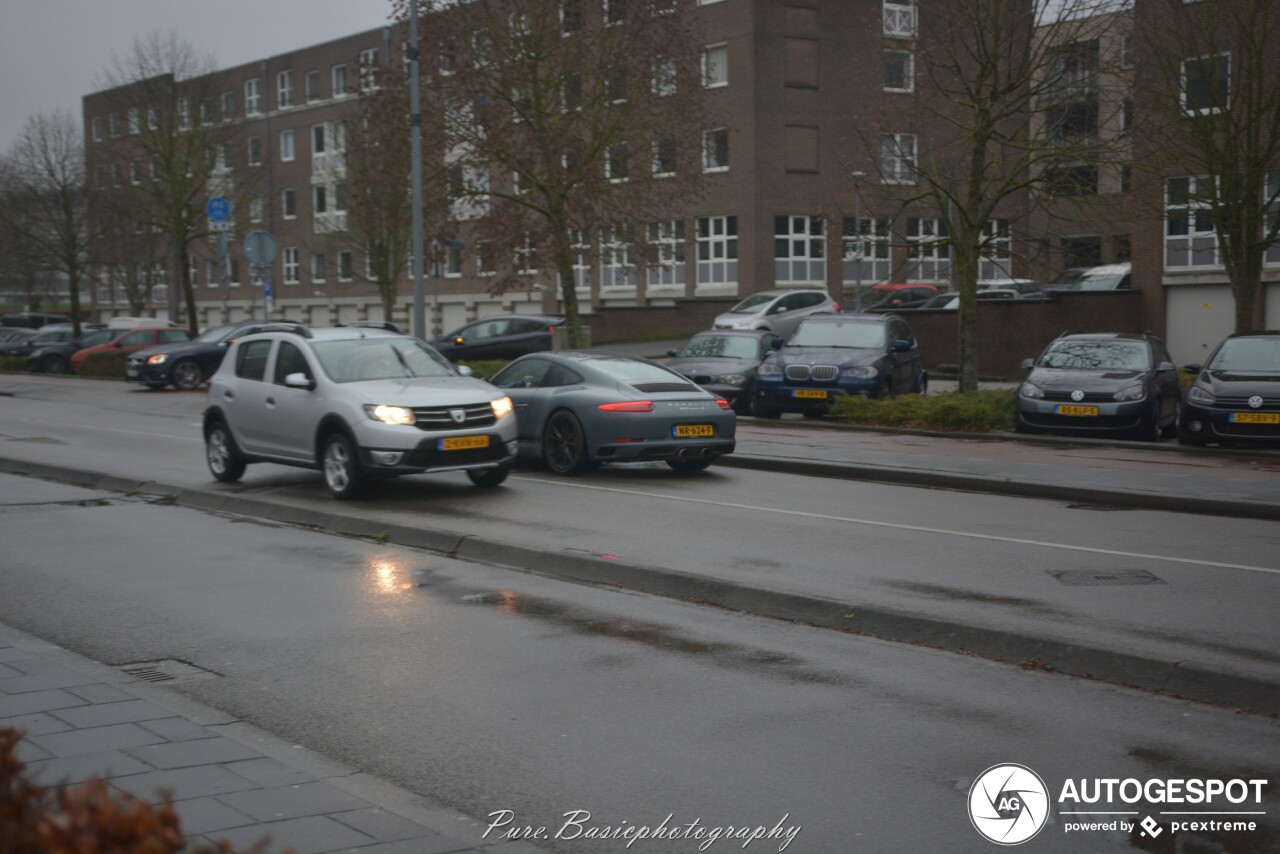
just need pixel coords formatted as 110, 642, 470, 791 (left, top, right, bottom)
412, 403, 496, 430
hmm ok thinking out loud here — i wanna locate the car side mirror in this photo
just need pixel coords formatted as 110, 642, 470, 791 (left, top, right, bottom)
1020, 358, 1035, 371
1183, 363, 1202, 374
667, 349, 679, 357
892, 339, 912, 353
456, 364, 474, 376
284, 372, 315, 390
1157, 361, 1175, 373
770, 336, 784, 350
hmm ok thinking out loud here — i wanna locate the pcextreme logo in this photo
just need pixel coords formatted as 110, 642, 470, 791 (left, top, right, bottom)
968, 764, 1051, 845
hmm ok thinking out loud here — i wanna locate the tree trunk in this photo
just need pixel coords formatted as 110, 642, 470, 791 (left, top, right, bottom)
551, 219, 582, 348
954, 241, 981, 394
179, 244, 199, 333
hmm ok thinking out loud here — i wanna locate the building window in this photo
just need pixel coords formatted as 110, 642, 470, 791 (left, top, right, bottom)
177, 97, 192, 130
561, 0, 581, 34
445, 244, 462, 277
109, 113, 120, 138
129, 159, 142, 185
1165, 175, 1220, 268
249, 194, 264, 223
703, 44, 727, 88
312, 253, 326, 283
883, 0, 917, 38
1047, 163, 1098, 196
515, 236, 538, 275
884, 50, 914, 92
282, 188, 296, 218
338, 250, 354, 281
653, 137, 676, 176
1121, 165, 1132, 193
1120, 98, 1133, 134
305, 70, 321, 102
359, 48, 379, 92
881, 133, 916, 183
605, 0, 626, 26
147, 106, 158, 131
607, 143, 629, 182
1120, 35, 1133, 70
1062, 235, 1102, 268
1181, 52, 1230, 115
563, 73, 583, 111
245, 79, 261, 116
247, 137, 262, 166
91, 116, 102, 141
774, 215, 825, 284
600, 225, 635, 289
647, 220, 685, 287
313, 184, 328, 215
312, 124, 326, 155
283, 248, 300, 283
221, 92, 234, 121
1113, 234, 1131, 263
277, 70, 293, 108
842, 216, 892, 286
697, 215, 737, 285
906, 217, 951, 282
703, 128, 729, 172
652, 56, 677, 96
128, 107, 140, 135
280, 130, 295, 162
332, 64, 348, 96
979, 219, 1012, 280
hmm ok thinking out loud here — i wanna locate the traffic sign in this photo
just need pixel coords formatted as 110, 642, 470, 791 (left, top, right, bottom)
244, 231, 277, 265
206, 197, 231, 223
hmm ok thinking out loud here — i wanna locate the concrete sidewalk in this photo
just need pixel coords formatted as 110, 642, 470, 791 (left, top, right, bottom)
0, 621, 538, 854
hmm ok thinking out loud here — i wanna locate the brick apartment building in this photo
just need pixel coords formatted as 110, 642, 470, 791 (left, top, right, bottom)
81, 0, 1278, 364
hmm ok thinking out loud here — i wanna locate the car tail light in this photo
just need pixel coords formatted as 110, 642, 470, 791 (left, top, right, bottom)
716, 399, 732, 411
832, 304, 843, 312
547, 326, 555, 333
598, 400, 654, 412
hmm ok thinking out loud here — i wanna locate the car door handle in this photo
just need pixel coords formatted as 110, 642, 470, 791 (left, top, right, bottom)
223, 391, 234, 400
265, 397, 275, 406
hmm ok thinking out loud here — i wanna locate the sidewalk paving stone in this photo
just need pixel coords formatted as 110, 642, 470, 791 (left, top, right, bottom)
217, 781, 373, 822
125, 734, 262, 768
52, 698, 174, 728
109, 764, 264, 804
167, 796, 258, 835
24, 749, 154, 786
0, 711, 72, 736
138, 715, 215, 742
331, 807, 440, 843
205, 815, 376, 854
0, 687, 88, 717
224, 755, 317, 787
29, 721, 166, 757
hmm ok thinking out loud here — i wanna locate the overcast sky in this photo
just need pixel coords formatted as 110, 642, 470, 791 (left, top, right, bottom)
0, 0, 396, 154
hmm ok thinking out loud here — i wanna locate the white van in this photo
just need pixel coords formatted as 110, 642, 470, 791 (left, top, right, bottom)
105, 316, 179, 331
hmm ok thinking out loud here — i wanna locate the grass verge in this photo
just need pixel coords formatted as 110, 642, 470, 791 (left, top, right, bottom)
827, 389, 1017, 432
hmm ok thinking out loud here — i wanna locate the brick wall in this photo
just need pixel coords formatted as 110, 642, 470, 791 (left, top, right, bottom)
582, 299, 738, 344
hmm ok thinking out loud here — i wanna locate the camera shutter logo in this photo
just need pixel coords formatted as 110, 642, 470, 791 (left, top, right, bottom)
968, 764, 1050, 845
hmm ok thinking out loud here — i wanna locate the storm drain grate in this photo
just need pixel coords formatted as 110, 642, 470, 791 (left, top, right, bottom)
119, 659, 220, 684
1048, 569, 1166, 587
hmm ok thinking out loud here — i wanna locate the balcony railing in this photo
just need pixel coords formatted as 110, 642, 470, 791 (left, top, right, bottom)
311, 152, 346, 176
314, 211, 348, 234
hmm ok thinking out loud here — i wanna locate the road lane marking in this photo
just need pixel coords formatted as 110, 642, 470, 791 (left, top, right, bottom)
514, 476, 1280, 577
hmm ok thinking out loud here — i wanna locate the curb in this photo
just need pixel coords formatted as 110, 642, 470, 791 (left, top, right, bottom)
3, 456, 1276, 717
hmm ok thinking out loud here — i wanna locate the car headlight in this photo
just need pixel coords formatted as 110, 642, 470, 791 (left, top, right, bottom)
715, 373, 747, 385
841, 366, 878, 379
757, 362, 782, 376
490, 396, 513, 419
1187, 386, 1216, 406
146, 354, 168, 366
1019, 382, 1044, 400
1113, 384, 1145, 402
365, 404, 416, 425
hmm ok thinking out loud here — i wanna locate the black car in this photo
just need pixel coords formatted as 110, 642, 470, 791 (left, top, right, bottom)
665, 329, 782, 414
433, 314, 565, 362
751, 314, 926, 418
126, 320, 305, 390
26, 328, 117, 373
1, 312, 70, 329
0, 327, 80, 359
0, 327, 39, 346
1015, 332, 1179, 441
1179, 332, 1280, 447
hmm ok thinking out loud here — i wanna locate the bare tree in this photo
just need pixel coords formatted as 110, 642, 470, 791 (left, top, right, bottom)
0, 112, 94, 335
1134, 0, 1280, 334
341, 65, 417, 326
399, 0, 710, 346
854, 0, 1127, 392
92, 31, 235, 333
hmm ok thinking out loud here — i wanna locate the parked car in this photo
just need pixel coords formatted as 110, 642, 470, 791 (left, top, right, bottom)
712, 289, 839, 336
26, 328, 118, 373
105, 316, 179, 330
665, 329, 783, 414
68, 327, 191, 373
978, 279, 1050, 299
1015, 332, 1179, 441
752, 314, 926, 418
127, 320, 305, 390
1, 312, 70, 329
1046, 262, 1131, 291
1, 327, 80, 359
204, 326, 517, 498
1178, 331, 1280, 447
1047, 267, 1091, 289
0, 327, 39, 346
865, 283, 940, 311
488, 352, 736, 474
433, 314, 565, 361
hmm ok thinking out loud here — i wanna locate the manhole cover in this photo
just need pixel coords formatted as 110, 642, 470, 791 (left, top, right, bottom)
1048, 569, 1165, 587
119, 659, 219, 683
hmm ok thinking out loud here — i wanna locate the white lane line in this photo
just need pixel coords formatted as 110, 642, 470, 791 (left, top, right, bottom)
514, 476, 1280, 577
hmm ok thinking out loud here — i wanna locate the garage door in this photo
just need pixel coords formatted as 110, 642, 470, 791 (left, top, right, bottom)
1164, 284, 1235, 366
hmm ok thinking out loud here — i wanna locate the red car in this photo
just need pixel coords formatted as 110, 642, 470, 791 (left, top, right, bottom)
70, 326, 191, 372
868, 282, 941, 310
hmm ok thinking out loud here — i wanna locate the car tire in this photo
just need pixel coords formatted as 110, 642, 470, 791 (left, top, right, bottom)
1138, 399, 1162, 442
543, 410, 591, 475
467, 464, 511, 488
750, 398, 780, 419
911, 371, 928, 396
172, 359, 203, 391
667, 457, 713, 473
144, 382, 167, 391
205, 420, 247, 482
42, 354, 69, 374
1162, 400, 1180, 438
321, 432, 367, 499
1177, 426, 1206, 447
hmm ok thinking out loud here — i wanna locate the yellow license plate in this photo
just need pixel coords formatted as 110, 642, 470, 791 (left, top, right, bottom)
1230, 412, 1280, 424
438, 435, 490, 451
794, 389, 829, 400
1055, 405, 1098, 417
674, 424, 714, 438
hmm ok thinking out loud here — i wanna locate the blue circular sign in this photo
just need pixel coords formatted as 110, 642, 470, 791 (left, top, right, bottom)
205, 197, 231, 222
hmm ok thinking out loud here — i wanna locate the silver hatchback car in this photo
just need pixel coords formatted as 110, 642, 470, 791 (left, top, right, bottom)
203, 326, 517, 498
712, 289, 839, 337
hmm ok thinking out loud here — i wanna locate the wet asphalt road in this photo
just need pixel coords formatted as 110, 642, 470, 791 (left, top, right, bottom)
1, 475, 1278, 853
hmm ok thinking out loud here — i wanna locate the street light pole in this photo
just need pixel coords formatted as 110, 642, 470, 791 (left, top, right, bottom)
850, 171, 866, 313
409, 4, 427, 340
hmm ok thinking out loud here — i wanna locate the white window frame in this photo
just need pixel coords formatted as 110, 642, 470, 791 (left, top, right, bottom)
177, 98, 191, 131
842, 216, 892, 286
332, 64, 348, 97
696, 215, 738, 287
282, 188, 297, 219
1164, 175, 1221, 269
280, 130, 295, 162
247, 137, 262, 166
881, 132, 917, 184
979, 219, 1013, 280
652, 55, 677, 97
883, 0, 917, 38
128, 107, 140, 135
249, 194, 264, 224
312, 252, 326, 283
129, 159, 141, 185
359, 48, 379, 92
703, 43, 728, 88
245, 79, 261, 116
338, 250, 354, 282
653, 138, 677, 177
1180, 51, 1230, 116
91, 116, 102, 142
703, 128, 729, 172
221, 92, 234, 121
606, 143, 630, 182
906, 217, 952, 282
600, 224, 635, 290
646, 220, 685, 288
774, 215, 826, 285
283, 247, 300, 284
277, 70, 293, 108
305, 69, 321, 103
884, 50, 915, 93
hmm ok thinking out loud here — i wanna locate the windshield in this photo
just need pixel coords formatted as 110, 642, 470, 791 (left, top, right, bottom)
195, 324, 236, 344
678, 334, 762, 360
78, 330, 114, 348
1207, 337, 1280, 373
1038, 340, 1151, 371
726, 293, 776, 314
789, 321, 885, 349
311, 338, 457, 383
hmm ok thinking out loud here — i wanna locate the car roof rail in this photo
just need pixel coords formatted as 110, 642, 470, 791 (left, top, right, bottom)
257, 323, 311, 337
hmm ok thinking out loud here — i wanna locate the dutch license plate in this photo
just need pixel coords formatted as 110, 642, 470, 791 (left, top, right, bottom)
1229, 412, 1280, 424
674, 424, 714, 438
794, 389, 828, 400
1055, 405, 1098, 417
438, 435, 490, 451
